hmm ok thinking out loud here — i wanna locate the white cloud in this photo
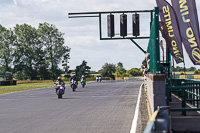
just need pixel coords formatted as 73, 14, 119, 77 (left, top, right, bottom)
13, 0, 17, 5
0, 0, 200, 70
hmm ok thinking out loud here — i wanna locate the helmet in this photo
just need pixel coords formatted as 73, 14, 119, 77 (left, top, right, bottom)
82, 75, 84, 78
58, 76, 61, 81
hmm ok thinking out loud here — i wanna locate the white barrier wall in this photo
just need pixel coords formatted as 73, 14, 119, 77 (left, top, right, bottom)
146, 74, 166, 116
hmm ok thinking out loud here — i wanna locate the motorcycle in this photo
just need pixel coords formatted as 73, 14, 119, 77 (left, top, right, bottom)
96, 77, 99, 82
81, 78, 86, 88
54, 82, 65, 99
70, 79, 77, 92
99, 77, 102, 82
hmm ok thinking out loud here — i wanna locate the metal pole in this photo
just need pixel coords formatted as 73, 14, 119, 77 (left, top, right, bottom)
130, 39, 146, 53
99, 13, 102, 40
155, 7, 160, 73
183, 61, 186, 78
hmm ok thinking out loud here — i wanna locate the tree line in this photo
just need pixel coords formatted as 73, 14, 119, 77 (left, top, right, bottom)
173, 66, 196, 72
0, 22, 70, 80
98, 62, 142, 79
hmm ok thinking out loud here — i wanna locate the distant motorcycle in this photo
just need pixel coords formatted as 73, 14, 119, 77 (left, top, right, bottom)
81, 78, 86, 88
54, 82, 65, 99
70, 79, 77, 92
99, 77, 102, 82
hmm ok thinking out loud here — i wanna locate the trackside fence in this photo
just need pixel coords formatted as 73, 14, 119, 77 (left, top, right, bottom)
166, 78, 200, 115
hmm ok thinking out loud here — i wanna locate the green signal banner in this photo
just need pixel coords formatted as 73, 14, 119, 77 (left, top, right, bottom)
172, 0, 200, 65
156, 0, 184, 64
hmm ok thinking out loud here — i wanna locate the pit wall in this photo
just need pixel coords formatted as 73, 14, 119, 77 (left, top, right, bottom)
146, 74, 166, 116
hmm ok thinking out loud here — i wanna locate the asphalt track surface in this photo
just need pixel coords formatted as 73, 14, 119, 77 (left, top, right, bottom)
0, 79, 143, 133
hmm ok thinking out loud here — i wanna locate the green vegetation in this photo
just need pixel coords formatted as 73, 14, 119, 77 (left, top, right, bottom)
115, 62, 142, 79
0, 23, 70, 80
172, 66, 200, 75
97, 62, 142, 79
173, 66, 196, 72
98, 63, 116, 79
0, 82, 54, 94
75, 60, 91, 79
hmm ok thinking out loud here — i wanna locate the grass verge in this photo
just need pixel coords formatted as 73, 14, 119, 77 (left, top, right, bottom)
0, 81, 88, 94
0, 82, 54, 94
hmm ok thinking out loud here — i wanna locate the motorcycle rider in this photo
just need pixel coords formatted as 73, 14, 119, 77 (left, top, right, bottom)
81, 75, 86, 85
96, 75, 99, 82
70, 75, 78, 85
99, 75, 102, 82
55, 76, 65, 92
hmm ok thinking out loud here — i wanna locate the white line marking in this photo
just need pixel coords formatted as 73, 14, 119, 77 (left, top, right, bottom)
130, 82, 143, 133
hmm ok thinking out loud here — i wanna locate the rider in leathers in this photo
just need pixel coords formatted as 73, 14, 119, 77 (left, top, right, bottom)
55, 76, 65, 92
69, 75, 78, 85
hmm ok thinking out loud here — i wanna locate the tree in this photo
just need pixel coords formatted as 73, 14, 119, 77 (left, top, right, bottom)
188, 67, 196, 72
99, 63, 116, 79
194, 70, 199, 74
127, 68, 142, 76
38, 22, 70, 79
115, 62, 127, 78
117, 62, 123, 70
75, 60, 91, 79
174, 66, 184, 72
0, 65, 6, 75
34, 50, 49, 79
13, 24, 40, 79
0, 25, 15, 71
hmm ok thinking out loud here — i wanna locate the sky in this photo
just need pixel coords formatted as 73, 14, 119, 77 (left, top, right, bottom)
0, 0, 200, 71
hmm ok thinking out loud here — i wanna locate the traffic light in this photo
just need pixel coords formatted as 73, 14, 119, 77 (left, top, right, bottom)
120, 14, 127, 37
132, 14, 140, 36
107, 14, 115, 37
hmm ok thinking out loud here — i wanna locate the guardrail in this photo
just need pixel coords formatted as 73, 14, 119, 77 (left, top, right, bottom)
166, 78, 200, 115
144, 106, 171, 133
173, 74, 200, 79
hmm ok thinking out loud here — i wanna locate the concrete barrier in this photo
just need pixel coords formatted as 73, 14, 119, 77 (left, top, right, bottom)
146, 74, 166, 116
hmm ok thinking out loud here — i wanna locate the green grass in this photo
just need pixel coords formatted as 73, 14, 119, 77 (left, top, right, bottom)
0, 82, 55, 94
0, 81, 86, 94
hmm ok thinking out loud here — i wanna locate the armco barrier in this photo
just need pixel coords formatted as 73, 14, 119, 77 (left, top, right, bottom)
144, 106, 171, 133
194, 75, 200, 79
124, 77, 129, 80
173, 75, 179, 79
187, 75, 194, 79
179, 75, 187, 79
173, 74, 200, 79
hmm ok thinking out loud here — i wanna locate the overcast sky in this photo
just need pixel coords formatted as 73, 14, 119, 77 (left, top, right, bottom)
0, 0, 200, 71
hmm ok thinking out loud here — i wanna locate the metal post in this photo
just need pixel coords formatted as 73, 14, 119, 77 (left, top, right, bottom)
182, 89, 186, 116
154, 7, 160, 74
99, 13, 102, 40
150, 10, 153, 29
130, 39, 146, 53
